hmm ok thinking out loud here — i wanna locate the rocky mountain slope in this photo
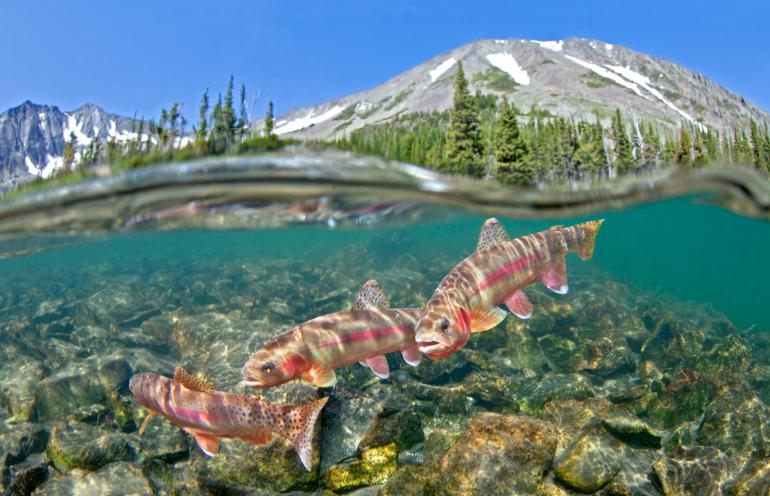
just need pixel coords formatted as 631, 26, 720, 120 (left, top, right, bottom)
0, 101, 136, 189
273, 37, 770, 141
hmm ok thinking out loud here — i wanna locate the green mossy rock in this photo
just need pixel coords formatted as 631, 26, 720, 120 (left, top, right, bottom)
636, 370, 717, 429
378, 464, 433, 496
725, 458, 770, 496
46, 421, 134, 472
321, 443, 397, 493
517, 374, 595, 416
553, 426, 623, 493
357, 409, 424, 453
198, 438, 317, 493
696, 388, 769, 459
431, 413, 557, 496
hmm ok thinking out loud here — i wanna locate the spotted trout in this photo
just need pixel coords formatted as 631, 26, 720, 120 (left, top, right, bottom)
415, 218, 604, 359
129, 367, 328, 470
241, 280, 421, 388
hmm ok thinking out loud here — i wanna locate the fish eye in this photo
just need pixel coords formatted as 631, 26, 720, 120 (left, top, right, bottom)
261, 363, 275, 374
439, 320, 450, 332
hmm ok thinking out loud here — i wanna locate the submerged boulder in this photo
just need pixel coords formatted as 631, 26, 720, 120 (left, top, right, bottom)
652, 446, 733, 496
45, 421, 134, 472
0, 358, 49, 422
33, 461, 153, 496
321, 443, 397, 493
553, 425, 623, 493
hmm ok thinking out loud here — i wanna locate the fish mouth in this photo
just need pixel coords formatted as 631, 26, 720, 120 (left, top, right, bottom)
417, 340, 448, 354
241, 377, 264, 388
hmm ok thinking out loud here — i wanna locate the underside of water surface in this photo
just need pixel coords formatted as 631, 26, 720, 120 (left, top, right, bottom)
1, 151, 769, 495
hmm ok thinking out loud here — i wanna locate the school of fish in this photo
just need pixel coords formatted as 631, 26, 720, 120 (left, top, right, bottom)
130, 218, 603, 470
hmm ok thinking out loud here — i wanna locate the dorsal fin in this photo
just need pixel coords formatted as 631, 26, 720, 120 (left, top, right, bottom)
354, 279, 390, 310
477, 218, 509, 251
174, 366, 215, 393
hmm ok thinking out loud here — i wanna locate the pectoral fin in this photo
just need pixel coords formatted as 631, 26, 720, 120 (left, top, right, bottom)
505, 290, 533, 319
240, 430, 273, 446
302, 365, 337, 388
401, 343, 421, 367
469, 306, 508, 333
138, 411, 157, 436
542, 257, 569, 294
361, 355, 390, 379
191, 431, 221, 457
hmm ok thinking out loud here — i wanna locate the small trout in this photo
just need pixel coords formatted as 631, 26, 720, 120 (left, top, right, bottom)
129, 367, 328, 470
415, 218, 603, 359
242, 280, 421, 388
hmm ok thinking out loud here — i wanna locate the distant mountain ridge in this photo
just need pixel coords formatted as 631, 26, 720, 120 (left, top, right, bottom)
271, 37, 770, 140
0, 101, 135, 190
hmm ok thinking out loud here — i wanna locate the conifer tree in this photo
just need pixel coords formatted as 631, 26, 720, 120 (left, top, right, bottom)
493, 99, 532, 185
264, 101, 275, 136
63, 131, 77, 170
222, 75, 236, 141
675, 125, 692, 168
444, 62, 484, 177
198, 88, 209, 141
611, 109, 634, 173
238, 83, 248, 134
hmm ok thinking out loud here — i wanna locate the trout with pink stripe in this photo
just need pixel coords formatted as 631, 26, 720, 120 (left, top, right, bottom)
415, 218, 604, 359
241, 280, 421, 388
129, 367, 328, 470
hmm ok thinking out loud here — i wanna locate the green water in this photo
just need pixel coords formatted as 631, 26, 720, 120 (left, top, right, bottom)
3, 196, 767, 331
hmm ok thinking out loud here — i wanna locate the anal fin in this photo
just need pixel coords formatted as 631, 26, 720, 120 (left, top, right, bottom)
542, 257, 569, 294
505, 290, 533, 319
302, 365, 337, 388
469, 306, 507, 333
361, 355, 390, 379
401, 343, 421, 367
191, 431, 221, 457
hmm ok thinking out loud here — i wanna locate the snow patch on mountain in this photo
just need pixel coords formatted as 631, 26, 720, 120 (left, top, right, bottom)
564, 55, 647, 99
532, 40, 563, 52
486, 53, 530, 85
605, 64, 705, 130
429, 57, 457, 82
25, 154, 64, 179
274, 105, 344, 135
64, 114, 93, 146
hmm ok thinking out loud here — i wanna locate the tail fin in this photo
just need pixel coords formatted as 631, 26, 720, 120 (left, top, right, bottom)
282, 397, 329, 471
577, 219, 604, 260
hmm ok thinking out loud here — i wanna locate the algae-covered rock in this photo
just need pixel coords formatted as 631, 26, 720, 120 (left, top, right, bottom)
432, 413, 557, 495
137, 418, 189, 462
357, 409, 424, 453
636, 369, 717, 429
696, 388, 770, 459
0, 358, 49, 422
601, 413, 662, 449
725, 458, 770, 496
0, 422, 49, 466
517, 373, 595, 415
321, 443, 397, 493
2, 453, 49, 495
553, 426, 623, 493
652, 446, 732, 496
198, 437, 317, 493
378, 464, 433, 496
33, 461, 153, 496
34, 354, 132, 421
46, 421, 134, 471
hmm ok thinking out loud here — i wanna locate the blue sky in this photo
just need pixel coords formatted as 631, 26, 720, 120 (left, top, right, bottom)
2, 0, 768, 121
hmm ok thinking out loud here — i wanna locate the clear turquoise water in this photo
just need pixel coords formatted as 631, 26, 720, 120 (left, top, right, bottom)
3, 196, 767, 331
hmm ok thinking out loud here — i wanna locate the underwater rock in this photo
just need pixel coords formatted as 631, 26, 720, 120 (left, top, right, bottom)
0, 423, 49, 467
321, 443, 397, 493
196, 437, 317, 493
34, 354, 131, 421
356, 409, 424, 453
517, 373, 595, 415
725, 458, 770, 496
537, 334, 597, 372
601, 413, 662, 449
319, 384, 408, 473
378, 464, 434, 496
0, 358, 48, 422
432, 413, 557, 496
553, 425, 624, 493
74, 286, 157, 329
33, 461, 153, 496
542, 398, 614, 453
45, 421, 135, 472
652, 445, 733, 496
1, 453, 49, 496
137, 418, 189, 463
696, 387, 769, 459
636, 369, 718, 430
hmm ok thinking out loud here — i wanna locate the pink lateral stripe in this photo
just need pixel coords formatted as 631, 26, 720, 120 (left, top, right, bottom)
167, 403, 215, 424
315, 326, 409, 349
475, 252, 541, 293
